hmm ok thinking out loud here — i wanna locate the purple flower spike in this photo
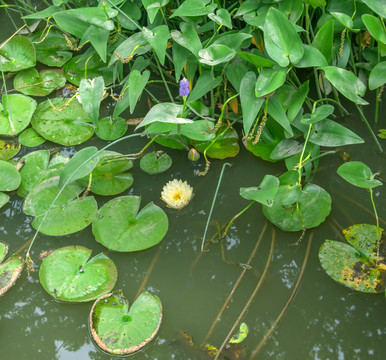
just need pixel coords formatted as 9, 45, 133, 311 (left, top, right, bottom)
179, 78, 190, 97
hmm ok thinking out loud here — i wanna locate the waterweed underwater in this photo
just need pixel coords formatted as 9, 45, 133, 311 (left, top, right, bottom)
1, 0, 386, 358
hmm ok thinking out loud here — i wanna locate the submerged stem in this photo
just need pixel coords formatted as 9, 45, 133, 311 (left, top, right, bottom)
222, 201, 256, 238
355, 104, 383, 153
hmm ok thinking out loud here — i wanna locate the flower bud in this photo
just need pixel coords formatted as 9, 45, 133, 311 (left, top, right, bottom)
188, 148, 200, 161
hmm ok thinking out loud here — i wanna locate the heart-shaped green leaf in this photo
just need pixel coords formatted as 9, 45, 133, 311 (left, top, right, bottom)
263, 183, 331, 231
96, 116, 128, 140
0, 160, 21, 191
301, 104, 335, 125
128, 70, 150, 113
89, 290, 162, 355
92, 196, 169, 252
179, 120, 215, 141
0, 94, 37, 136
79, 76, 105, 126
198, 44, 236, 66
240, 175, 279, 207
171, 22, 202, 57
143, 26, 169, 65
78, 151, 134, 196
255, 66, 287, 98
362, 14, 386, 45
264, 7, 304, 67
369, 61, 386, 90
337, 161, 382, 189
361, 0, 386, 19
208, 9, 232, 29
0, 254, 24, 297
18, 128, 46, 147
13, 68, 66, 97
31, 97, 94, 146
0, 35, 36, 72
39, 246, 117, 302
140, 151, 172, 174
295, 44, 329, 68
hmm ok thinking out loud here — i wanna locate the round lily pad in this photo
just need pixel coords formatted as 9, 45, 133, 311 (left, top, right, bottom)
0, 35, 36, 72
23, 175, 84, 217
39, 246, 117, 302
140, 151, 172, 175
95, 117, 128, 140
263, 183, 332, 231
78, 151, 133, 196
0, 160, 21, 191
0, 241, 8, 263
30, 29, 73, 67
0, 192, 10, 209
18, 128, 46, 147
31, 97, 94, 146
90, 290, 162, 355
319, 240, 384, 293
92, 196, 169, 252
0, 254, 24, 297
32, 196, 98, 236
14, 68, 66, 97
0, 139, 21, 160
17, 150, 68, 198
0, 94, 37, 136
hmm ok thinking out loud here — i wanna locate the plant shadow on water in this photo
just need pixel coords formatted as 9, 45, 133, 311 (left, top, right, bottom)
1, 1, 386, 359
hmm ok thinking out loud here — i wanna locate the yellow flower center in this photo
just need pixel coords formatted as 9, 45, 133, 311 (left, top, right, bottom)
173, 192, 182, 201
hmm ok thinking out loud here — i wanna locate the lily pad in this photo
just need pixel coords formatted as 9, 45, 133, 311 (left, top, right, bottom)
29, 29, 73, 67
17, 150, 68, 198
140, 151, 172, 175
95, 117, 128, 140
0, 192, 9, 209
78, 151, 134, 196
194, 126, 240, 159
0, 94, 37, 136
14, 68, 66, 97
263, 183, 331, 231
0, 160, 21, 191
0, 139, 21, 160
319, 224, 386, 293
18, 128, 46, 147
31, 97, 94, 146
89, 290, 162, 355
39, 246, 117, 302
92, 196, 169, 252
32, 196, 98, 236
0, 254, 24, 297
0, 35, 36, 72
0, 241, 8, 263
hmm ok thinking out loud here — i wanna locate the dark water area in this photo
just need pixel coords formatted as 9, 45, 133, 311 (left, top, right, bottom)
1, 7, 386, 360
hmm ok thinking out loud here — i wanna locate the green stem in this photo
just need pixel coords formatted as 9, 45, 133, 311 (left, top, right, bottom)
222, 201, 256, 238
201, 162, 232, 252
355, 104, 383, 153
297, 124, 313, 185
155, 56, 174, 103
210, 66, 214, 118
369, 188, 381, 265
314, 97, 349, 116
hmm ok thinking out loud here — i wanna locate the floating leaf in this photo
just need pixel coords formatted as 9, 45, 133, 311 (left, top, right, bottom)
78, 151, 134, 196
0, 139, 21, 160
263, 183, 331, 231
95, 117, 128, 140
0, 254, 24, 297
39, 246, 117, 302
0, 94, 37, 136
140, 151, 172, 174
31, 97, 94, 146
32, 196, 98, 236
92, 196, 168, 252
0, 160, 21, 191
0, 192, 9, 209
337, 161, 382, 189
13, 68, 66, 97
0, 35, 36, 72
319, 224, 386, 294
18, 128, 46, 147
89, 290, 162, 355
240, 175, 279, 206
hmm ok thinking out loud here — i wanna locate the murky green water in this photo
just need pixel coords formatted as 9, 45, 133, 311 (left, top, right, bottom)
1, 10, 386, 360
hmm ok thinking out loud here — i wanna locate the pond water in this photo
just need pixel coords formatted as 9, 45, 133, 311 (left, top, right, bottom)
1, 9, 386, 360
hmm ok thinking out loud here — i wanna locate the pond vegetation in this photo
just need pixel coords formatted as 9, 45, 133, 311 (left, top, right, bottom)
0, 0, 386, 358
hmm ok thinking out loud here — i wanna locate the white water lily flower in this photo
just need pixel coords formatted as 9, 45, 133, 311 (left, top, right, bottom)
161, 179, 193, 210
